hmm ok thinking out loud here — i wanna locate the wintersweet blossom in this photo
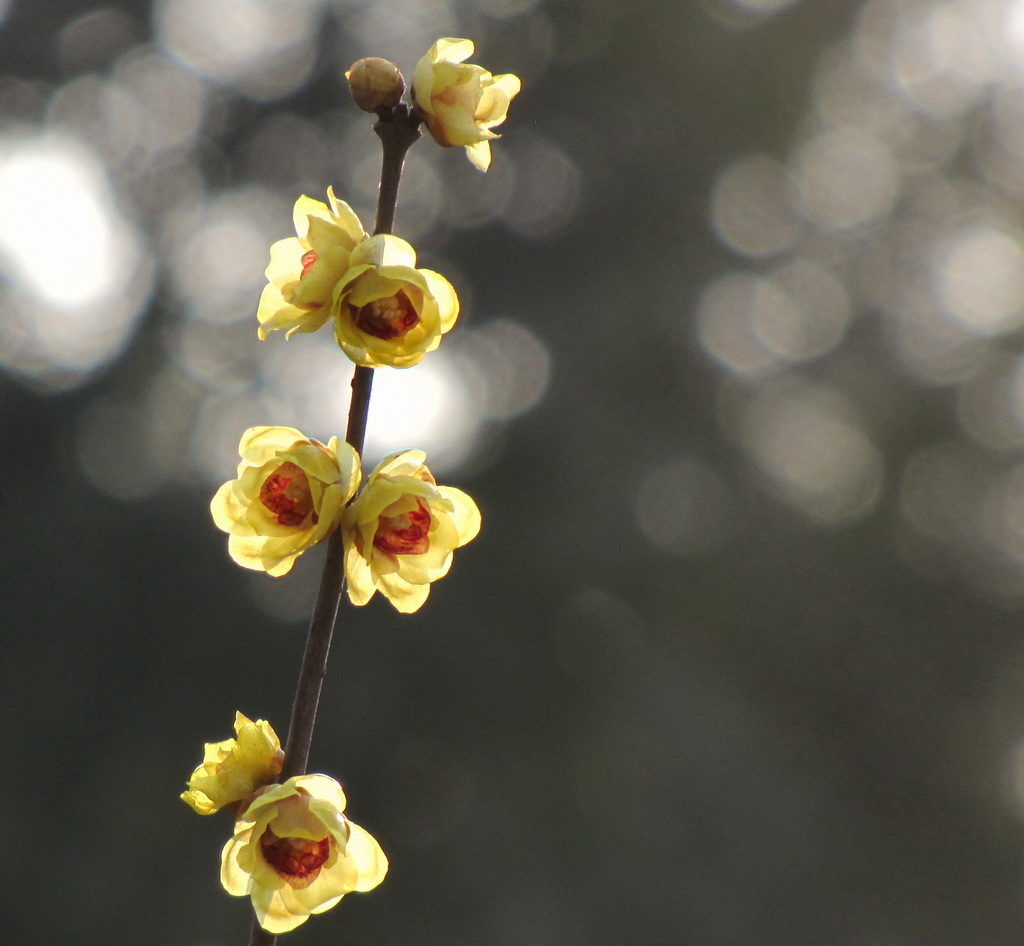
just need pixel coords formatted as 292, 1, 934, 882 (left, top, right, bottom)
181, 713, 284, 815
257, 188, 367, 340
412, 37, 521, 171
343, 449, 481, 613
221, 774, 388, 934
211, 426, 361, 577
333, 233, 459, 368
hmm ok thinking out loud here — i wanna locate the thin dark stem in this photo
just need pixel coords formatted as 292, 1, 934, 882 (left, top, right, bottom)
246, 103, 421, 946
373, 103, 421, 236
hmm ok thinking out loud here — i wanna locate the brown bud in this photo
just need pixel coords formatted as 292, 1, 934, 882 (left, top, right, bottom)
345, 57, 405, 112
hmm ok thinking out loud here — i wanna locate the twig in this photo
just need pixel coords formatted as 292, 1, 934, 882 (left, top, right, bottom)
246, 103, 421, 946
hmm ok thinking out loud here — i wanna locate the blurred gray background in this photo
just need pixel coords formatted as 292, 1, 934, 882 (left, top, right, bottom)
4, 0, 1024, 942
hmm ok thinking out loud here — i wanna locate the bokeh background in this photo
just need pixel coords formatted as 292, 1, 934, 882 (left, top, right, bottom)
6, 0, 1024, 942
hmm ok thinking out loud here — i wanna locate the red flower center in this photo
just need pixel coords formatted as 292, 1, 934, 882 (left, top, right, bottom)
374, 499, 431, 555
259, 462, 315, 527
260, 827, 331, 889
299, 249, 318, 278
293, 250, 323, 310
355, 290, 419, 340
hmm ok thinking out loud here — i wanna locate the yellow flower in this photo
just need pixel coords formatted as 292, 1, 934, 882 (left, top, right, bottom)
221, 774, 388, 934
211, 426, 361, 577
343, 449, 481, 613
333, 233, 459, 369
257, 188, 367, 340
412, 37, 521, 171
181, 712, 284, 815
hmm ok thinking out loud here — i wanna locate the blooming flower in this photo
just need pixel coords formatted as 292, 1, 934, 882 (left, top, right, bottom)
211, 426, 361, 577
412, 37, 521, 171
221, 774, 388, 934
257, 188, 367, 340
181, 713, 284, 815
343, 449, 481, 613
333, 233, 459, 368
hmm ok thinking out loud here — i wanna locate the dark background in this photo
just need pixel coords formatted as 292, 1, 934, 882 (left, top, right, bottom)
4, 0, 1024, 943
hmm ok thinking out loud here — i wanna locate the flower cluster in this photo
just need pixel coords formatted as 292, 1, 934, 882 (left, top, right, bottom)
213, 430, 479, 613
184, 717, 387, 933
258, 192, 459, 369
189, 35, 518, 937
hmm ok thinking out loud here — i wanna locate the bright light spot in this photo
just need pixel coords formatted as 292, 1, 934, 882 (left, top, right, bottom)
504, 135, 580, 239
364, 353, 482, 473
956, 353, 1024, 451
701, 0, 802, 28
794, 129, 899, 229
443, 146, 515, 230
891, 2, 993, 116
457, 319, 551, 420
635, 457, 737, 555
742, 382, 883, 523
155, 0, 322, 100
936, 226, 1024, 336
727, 0, 800, 13
888, 286, 991, 385
0, 133, 152, 386
257, 335, 483, 475
0, 141, 118, 306
756, 260, 851, 361
1008, 0, 1024, 61
339, 0, 459, 70
165, 188, 283, 323
113, 48, 206, 154
697, 272, 789, 376
711, 153, 802, 258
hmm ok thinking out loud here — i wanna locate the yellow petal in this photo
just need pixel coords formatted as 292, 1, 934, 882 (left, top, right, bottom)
344, 537, 376, 607
238, 426, 305, 465
373, 449, 428, 479
436, 486, 482, 544
465, 140, 492, 171
221, 831, 256, 896
293, 773, 348, 810
492, 72, 522, 101
291, 194, 330, 240
349, 233, 418, 270
431, 37, 475, 65
227, 534, 299, 575
253, 885, 310, 934
377, 573, 431, 612
344, 820, 390, 891
328, 437, 362, 499
419, 268, 460, 331
325, 187, 367, 244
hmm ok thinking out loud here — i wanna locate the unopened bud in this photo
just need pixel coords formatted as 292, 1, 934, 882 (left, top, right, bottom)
346, 58, 405, 112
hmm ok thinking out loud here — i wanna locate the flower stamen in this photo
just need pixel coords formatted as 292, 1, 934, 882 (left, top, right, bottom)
355, 290, 419, 340
259, 462, 315, 527
299, 250, 318, 278
374, 499, 431, 555
260, 828, 331, 889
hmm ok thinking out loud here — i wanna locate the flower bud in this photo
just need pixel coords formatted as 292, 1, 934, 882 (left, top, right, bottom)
346, 57, 405, 112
